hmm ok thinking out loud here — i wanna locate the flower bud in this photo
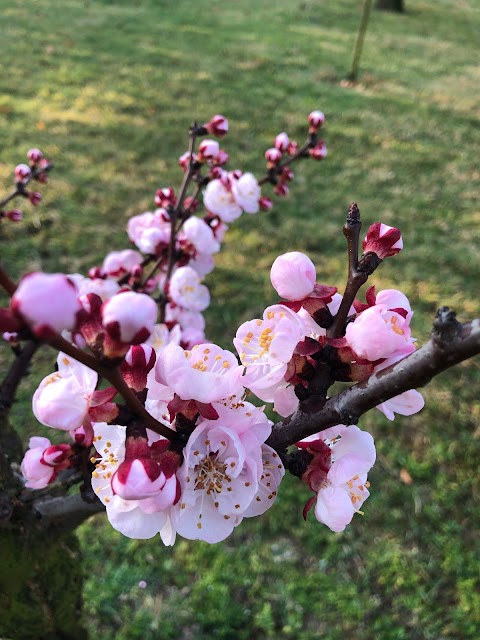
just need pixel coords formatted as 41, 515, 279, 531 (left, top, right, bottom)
309, 141, 327, 160
280, 167, 294, 182
198, 139, 220, 161
259, 196, 273, 212
27, 148, 43, 164
178, 151, 197, 171
287, 140, 298, 155
21, 437, 56, 489
274, 132, 290, 152
205, 114, 229, 137
308, 110, 325, 132
213, 149, 229, 166
11, 272, 81, 337
42, 444, 72, 467
4, 208, 23, 222
102, 291, 158, 344
274, 183, 289, 197
121, 344, 156, 392
362, 222, 403, 259
36, 172, 48, 184
265, 147, 282, 166
15, 164, 31, 183
28, 191, 42, 206
270, 252, 316, 300
154, 187, 176, 208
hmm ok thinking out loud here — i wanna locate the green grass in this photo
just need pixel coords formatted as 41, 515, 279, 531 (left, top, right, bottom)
1, 0, 479, 638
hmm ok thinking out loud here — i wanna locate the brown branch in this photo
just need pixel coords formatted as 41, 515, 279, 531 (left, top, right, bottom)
0, 264, 17, 297
267, 309, 480, 451
258, 138, 312, 187
48, 334, 176, 440
33, 492, 105, 532
0, 340, 39, 410
327, 203, 369, 338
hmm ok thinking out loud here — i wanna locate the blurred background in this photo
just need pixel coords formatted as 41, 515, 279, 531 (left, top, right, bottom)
0, 1, 479, 638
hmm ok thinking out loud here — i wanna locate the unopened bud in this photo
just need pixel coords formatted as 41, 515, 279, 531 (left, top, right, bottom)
309, 141, 327, 161
259, 196, 273, 212
178, 151, 197, 171
274, 132, 290, 152
287, 140, 299, 155
4, 209, 23, 222
198, 139, 220, 161
28, 191, 42, 206
308, 110, 325, 132
213, 149, 229, 166
27, 148, 43, 164
362, 222, 403, 259
265, 148, 282, 166
155, 187, 176, 208
15, 164, 31, 182
205, 114, 229, 137
274, 183, 289, 197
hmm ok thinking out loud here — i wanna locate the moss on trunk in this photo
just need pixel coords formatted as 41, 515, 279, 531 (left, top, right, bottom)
0, 526, 87, 640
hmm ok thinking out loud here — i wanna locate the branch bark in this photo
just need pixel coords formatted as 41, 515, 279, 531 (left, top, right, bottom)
267, 309, 480, 451
33, 492, 105, 532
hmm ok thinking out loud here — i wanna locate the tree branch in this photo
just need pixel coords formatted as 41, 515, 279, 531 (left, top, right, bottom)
267, 309, 480, 451
33, 492, 105, 532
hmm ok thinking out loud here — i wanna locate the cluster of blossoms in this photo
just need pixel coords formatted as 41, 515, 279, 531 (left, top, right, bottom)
0, 148, 52, 223
1, 114, 425, 544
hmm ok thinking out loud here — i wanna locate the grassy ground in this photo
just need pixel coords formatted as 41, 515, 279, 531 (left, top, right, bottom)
1, 0, 479, 638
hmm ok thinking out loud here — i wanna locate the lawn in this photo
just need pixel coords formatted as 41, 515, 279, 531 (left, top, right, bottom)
0, 0, 479, 638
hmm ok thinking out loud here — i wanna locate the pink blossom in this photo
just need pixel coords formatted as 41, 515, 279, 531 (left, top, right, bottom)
181, 216, 220, 255
363, 222, 402, 260
243, 444, 285, 517
32, 352, 98, 431
102, 291, 158, 344
102, 249, 143, 277
72, 273, 120, 301
203, 179, 243, 222
299, 425, 376, 532
169, 267, 210, 312
373, 353, 424, 420
21, 437, 56, 489
28, 191, 42, 206
172, 403, 273, 542
234, 304, 305, 392
127, 209, 171, 253
188, 253, 215, 277
155, 342, 244, 404
270, 251, 316, 301
345, 305, 414, 361
11, 272, 81, 337
90, 423, 176, 543
231, 172, 261, 214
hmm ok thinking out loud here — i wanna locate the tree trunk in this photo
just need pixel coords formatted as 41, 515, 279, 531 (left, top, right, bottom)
0, 527, 87, 640
376, 0, 404, 11
0, 410, 88, 640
